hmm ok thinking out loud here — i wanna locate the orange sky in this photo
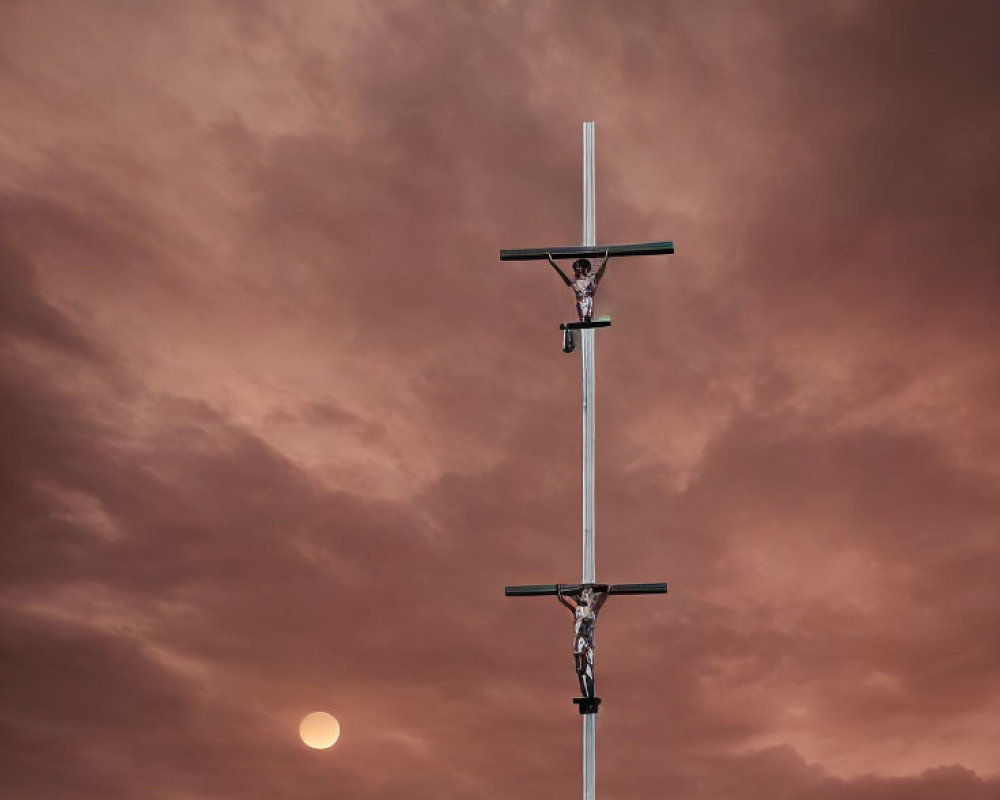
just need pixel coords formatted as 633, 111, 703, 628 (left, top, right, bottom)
2, 2, 1000, 798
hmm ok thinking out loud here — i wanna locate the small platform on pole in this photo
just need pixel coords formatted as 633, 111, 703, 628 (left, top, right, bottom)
560, 319, 611, 353
560, 320, 612, 331
574, 697, 602, 715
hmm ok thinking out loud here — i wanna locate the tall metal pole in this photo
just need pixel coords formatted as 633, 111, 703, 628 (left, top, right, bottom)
581, 120, 597, 800
501, 122, 673, 800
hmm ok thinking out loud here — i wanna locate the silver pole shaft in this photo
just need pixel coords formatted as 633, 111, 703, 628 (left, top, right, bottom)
583, 122, 595, 249
581, 120, 596, 800
582, 328, 595, 582
582, 120, 596, 584
583, 714, 596, 800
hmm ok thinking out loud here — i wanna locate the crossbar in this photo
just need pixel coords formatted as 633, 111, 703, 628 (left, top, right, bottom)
505, 582, 667, 596
499, 241, 674, 261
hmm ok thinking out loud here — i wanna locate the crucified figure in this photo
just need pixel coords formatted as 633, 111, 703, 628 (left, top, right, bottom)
547, 251, 610, 322
557, 584, 609, 698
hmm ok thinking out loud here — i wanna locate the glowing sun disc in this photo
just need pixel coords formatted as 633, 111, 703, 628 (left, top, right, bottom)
299, 711, 341, 749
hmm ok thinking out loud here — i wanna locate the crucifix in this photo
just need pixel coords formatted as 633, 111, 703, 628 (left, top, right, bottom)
500, 122, 673, 800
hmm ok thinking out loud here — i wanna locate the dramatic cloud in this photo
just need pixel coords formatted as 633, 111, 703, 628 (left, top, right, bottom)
2, 1, 998, 797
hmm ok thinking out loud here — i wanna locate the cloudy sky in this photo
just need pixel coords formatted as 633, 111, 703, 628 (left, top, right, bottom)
2, 1, 999, 798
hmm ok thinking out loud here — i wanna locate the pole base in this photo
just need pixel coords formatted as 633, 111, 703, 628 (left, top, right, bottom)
573, 697, 602, 715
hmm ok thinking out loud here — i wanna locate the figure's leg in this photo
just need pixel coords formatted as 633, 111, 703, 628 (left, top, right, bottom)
583, 649, 595, 697
575, 654, 589, 696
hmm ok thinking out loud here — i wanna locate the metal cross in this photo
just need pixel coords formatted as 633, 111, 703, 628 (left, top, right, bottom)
500, 122, 674, 800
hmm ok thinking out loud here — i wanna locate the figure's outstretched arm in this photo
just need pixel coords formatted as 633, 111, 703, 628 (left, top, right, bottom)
595, 249, 611, 284
592, 590, 609, 615
556, 585, 576, 612
547, 253, 573, 287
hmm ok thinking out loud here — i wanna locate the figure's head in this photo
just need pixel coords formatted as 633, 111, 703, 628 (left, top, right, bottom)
573, 258, 591, 276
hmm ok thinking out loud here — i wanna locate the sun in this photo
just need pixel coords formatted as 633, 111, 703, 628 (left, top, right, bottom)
299, 711, 341, 749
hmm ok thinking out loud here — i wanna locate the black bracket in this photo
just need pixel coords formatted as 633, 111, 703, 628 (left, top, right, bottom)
560, 319, 611, 354
560, 320, 612, 331
573, 697, 602, 715
562, 328, 576, 354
